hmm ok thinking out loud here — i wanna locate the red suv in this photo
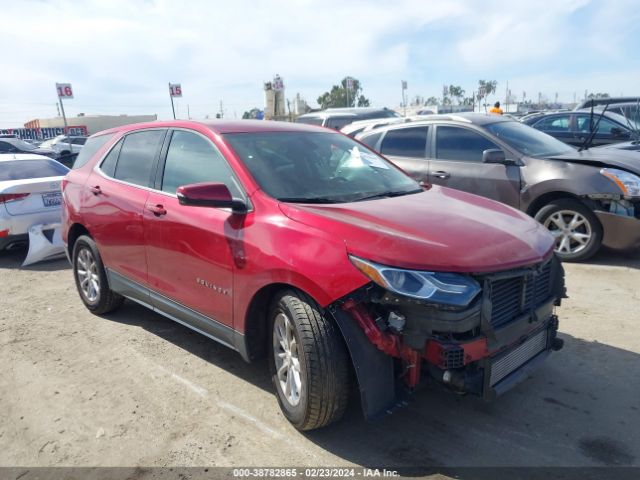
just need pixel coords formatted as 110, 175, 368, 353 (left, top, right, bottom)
62, 120, 565, 430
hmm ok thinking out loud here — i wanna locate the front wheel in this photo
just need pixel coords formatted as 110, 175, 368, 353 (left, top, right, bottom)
269, 290, 350, 431
535, 199, 603, 262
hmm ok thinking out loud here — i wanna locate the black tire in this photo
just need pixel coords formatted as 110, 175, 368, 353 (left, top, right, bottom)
268, 289, 350, 431
535, 198, 603, 262
72, 235, 124, 314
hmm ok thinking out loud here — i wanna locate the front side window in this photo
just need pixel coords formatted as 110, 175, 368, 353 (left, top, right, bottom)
380, 127, 428, 158
484, 120, 575, 157
0, 141, 14, 153
161, 130, 243, 197
576, 115, 627, 134
435, 126, 499, 162
113, 130, 164, 187
224, 131, 419, 203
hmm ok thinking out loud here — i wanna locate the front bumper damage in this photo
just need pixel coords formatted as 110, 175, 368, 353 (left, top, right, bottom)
592, 197, 640, 251
330, 256, 566, 420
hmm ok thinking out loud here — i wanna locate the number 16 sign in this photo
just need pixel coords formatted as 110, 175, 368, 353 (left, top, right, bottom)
56, 83, 74, 99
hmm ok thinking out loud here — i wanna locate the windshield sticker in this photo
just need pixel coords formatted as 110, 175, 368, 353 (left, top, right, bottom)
344, 147, 389, 169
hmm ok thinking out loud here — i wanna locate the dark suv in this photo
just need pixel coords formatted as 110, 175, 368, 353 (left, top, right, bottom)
357, 113, 640, 261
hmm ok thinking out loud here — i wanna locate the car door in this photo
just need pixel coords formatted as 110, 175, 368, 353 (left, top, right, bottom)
82, 129, 166, 289
532, 114, 575, 145
574, 114, 631, 146
143, 129, 247, 334
377, 126, 429, 184
428, 124, 521, 208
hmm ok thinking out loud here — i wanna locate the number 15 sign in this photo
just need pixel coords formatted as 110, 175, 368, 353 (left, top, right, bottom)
56, 83, 74, 99
169, 83, 182, 97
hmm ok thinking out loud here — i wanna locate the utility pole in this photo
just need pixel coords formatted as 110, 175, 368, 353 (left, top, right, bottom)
187, 104, 191, 120
505, 81, 509, 112
219, 100, 224, 119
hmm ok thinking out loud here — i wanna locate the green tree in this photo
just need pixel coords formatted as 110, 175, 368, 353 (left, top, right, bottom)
425, 96, 439, 106
448, 85, 465, 105
242, 108, 262, 119
317, 77, 371, 109
477, 80, 498, 108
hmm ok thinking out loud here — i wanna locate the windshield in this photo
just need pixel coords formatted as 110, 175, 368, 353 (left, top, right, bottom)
10, 138, 37, 151
485, 121, 575, 157
224, 131, 420, 203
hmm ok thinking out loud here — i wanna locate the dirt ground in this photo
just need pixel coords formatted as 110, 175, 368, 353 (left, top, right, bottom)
1, 246, 639, 471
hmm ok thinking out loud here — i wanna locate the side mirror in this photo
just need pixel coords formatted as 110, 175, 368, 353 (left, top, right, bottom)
482, 149, 509, 164
177, 182, 247, 214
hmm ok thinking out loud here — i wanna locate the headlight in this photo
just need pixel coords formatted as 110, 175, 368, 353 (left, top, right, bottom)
349, 255, 481, 307
601, 168, 640, 197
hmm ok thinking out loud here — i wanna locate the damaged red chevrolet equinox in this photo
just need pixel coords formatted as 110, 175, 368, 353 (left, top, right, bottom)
62, 120, 565, 430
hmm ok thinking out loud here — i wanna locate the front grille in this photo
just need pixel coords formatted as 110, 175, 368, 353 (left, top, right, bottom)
490, 329, 548, 386
489, 261, 553, 329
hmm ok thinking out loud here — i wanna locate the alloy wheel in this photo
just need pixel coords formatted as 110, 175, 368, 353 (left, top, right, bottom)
76, 247, 100, 303
273, 312, 302, 406
543, 210, 593, 255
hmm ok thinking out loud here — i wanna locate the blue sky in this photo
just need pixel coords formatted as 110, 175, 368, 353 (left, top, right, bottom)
1, 0, 639, 127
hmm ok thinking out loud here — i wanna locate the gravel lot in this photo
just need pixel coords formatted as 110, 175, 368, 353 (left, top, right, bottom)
1, 247, 639, 471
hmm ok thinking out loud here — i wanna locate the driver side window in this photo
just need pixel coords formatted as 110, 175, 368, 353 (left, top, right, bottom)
161, 130, 243, 198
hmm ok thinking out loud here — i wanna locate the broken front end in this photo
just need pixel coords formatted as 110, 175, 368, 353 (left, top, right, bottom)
330, 255, 566, 420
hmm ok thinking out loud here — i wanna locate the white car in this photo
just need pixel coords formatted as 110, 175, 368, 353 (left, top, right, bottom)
40, 135, 87, 156
0, 154, 68, 251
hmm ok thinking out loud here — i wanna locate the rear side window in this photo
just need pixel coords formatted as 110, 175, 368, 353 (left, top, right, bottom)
113, 130, 165, 187
534, 115, 570, 132
72, 133, 114, 169
0, 160, 69, 181
99, 139, 124, 177
435, 126, 499, 162
380, 127, 428, 158
161, 130, 243, 197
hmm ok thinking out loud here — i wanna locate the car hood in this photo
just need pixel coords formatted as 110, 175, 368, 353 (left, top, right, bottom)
278, 186, 554, 273
549, 148, 640, 174
595, 141, 640, 152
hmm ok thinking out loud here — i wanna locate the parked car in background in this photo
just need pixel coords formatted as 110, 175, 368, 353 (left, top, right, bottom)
357, 113, 640, 261
62, 119, 564, 430
340, 116, 408, 137
593, 102, 640, 125
40, 135, 87, 156
522, 110, 638, 147
575, 96, 640, 110
0, 137, 58, 159
0, 154, 68, 251
296, 107, 400, 130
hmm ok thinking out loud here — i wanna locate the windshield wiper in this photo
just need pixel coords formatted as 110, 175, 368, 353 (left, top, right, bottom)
354, 188, 423, 202
278, 197, 341, 204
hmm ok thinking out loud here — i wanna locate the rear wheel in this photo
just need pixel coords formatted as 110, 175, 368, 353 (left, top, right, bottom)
72, 235, 124, 314
269, 290, 350, 431
535, 199, 602, 262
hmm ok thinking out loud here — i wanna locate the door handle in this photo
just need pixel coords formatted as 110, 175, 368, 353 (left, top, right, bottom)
89, 185, 102, 195
147, 204, 167, 216
432, 171, 450, 179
